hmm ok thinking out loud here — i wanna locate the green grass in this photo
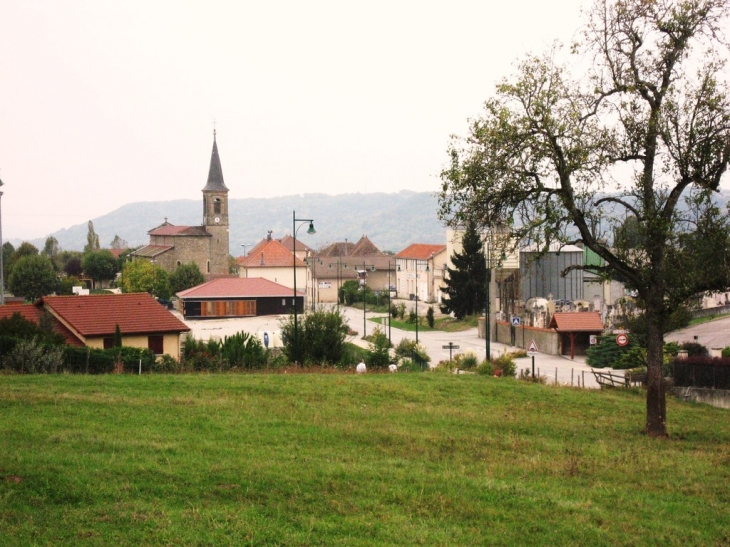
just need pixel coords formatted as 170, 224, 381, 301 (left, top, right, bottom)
2, 374, 730, 546
371, 315, 477, 333
687, 313, 730, 327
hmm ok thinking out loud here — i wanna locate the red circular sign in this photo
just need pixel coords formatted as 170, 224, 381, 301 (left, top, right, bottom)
616, 333, 629, 347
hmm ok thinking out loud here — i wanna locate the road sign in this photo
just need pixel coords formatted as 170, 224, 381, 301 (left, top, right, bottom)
511, 316, 521, 327
589, 335, 597, 345
442, 342, 460, 362
616, 333, 629, 347
527, 339, 539, 353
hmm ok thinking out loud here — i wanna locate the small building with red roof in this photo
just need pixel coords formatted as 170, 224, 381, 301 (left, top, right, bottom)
237, 238, 308, 291
176, 277, 302, 319
0, 303, 84, 346
39, 293, 190, 359
548, 311, 605, 358
395, 243, 448, 303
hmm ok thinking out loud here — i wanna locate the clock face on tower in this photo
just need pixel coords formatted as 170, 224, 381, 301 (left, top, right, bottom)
214, 217, 220, 223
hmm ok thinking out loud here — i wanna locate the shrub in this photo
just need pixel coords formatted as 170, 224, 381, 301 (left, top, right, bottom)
153, 354, 181, 373
408, 310, 417, 324
680, 342, 708, 357
3, 337, 64, 373
426, 306, 435, 328
397, 302, 406, 320
280, 307, 349, 365
614, 345, 647, 370
453, 351, 479, 370
492, 354, 516, 377
394, 338, 418, 359
476, 360, 494, 376
390, 303, 398, 319
221, 331, 267, 369
366, 326, 391, 369
723, 347, 730, 358
586, 335, 638, 368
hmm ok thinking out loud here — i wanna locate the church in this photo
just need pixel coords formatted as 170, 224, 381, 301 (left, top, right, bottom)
132, 132, 230, 277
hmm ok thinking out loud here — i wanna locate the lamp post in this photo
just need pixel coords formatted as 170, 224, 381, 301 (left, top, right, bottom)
292, 210, 315, 364
240, 243, 250, 257
414, 260, 429, 345
387, 259, 392, 345
484, 235, 505, 362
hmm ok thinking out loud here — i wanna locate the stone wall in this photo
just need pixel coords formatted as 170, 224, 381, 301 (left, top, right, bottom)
484, 320, 560, 355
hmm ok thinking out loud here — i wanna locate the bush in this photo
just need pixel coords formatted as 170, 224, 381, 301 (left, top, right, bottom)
586, 335, 638, 368
453, 351, 479, 370
408, 310, 417, 324
366, 326, 391, 369
426, 306, 435, 328
390, 303, 398, 319
723, 347, 730, 358
397, 302, 406, 320
476, 360, 494, 376
3, 338, 64, 373
680, 342, 708, 357
614, 345, 647, 370
492, 354, 516, 377
280, 307, 349, 365
153, 354, 182, 373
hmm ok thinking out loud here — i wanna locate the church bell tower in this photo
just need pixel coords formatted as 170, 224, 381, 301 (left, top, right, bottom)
202, 130, 230, 275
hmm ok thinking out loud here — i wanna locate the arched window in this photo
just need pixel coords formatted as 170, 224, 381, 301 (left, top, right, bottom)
213, 198, 221, 214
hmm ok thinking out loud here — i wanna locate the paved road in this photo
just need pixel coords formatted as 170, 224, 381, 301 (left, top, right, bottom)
178, 302, 606, 388
664, 315, 730, 351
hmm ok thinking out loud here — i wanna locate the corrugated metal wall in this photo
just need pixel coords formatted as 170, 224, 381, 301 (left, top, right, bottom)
520, 250, 584, 302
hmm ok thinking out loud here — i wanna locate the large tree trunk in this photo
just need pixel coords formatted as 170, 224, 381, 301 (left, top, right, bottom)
645, 308, 667, 437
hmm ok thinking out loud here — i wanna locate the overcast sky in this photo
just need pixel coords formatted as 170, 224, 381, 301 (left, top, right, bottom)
0, 0, 593, 242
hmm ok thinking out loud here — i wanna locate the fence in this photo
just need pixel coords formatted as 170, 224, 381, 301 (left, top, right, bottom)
672, 358, 730, 390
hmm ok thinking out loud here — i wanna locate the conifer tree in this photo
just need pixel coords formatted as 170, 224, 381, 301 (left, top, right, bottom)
439, 223, 487, 319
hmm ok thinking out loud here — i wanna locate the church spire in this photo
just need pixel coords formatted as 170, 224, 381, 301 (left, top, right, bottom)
202, 130, 229, 192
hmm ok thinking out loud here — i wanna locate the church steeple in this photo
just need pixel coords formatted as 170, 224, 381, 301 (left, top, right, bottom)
202, 130, 229, 192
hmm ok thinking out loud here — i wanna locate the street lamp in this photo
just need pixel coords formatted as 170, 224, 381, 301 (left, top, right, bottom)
240, 243, 250, 257
484, 234, 505, 362
414, 260, 430, 345
292, 211, 315, 364
387, 259, 392, 345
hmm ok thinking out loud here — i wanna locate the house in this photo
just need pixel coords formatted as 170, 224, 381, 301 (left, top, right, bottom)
176, 277, 302, 319
237, 236, 308, 292
395, 243, 447, 303
39, 293, 190, 359
311, 236, 395, 304
132, 131, 230, 277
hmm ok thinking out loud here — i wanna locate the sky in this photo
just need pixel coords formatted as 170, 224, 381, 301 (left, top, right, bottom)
0, 0, 592, 241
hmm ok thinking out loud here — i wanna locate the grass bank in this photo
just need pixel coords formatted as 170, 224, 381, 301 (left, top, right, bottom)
1, 374, 729, 546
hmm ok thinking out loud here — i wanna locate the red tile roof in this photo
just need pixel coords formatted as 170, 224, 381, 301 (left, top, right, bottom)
40, 293, 190, 338
396, 243, 447, 260
278, 234, 313, 253
0, 304, 84, 345
548, 312, 604, 332
238, 240, 306, 268
177, 277, 300, 298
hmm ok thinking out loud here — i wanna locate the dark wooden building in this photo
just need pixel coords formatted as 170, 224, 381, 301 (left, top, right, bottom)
176, 277, 302, 319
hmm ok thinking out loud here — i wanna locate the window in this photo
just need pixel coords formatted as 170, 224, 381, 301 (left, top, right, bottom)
148, 335, 164, 355
103, 337, 114, 349
214, 198, 221, 214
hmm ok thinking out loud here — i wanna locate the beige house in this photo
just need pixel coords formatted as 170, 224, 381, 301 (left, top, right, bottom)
395, 244, 448, 303
237, 238, 309, 299
40, 293, 190, 359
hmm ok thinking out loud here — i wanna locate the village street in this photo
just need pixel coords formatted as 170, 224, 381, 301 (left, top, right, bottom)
178, 300, 604, 388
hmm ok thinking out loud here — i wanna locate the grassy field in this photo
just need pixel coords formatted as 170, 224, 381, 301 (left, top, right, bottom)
1, 373, 729, 546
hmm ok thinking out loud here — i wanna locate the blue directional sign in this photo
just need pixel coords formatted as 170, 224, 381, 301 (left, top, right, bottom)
511, 316, 521, 327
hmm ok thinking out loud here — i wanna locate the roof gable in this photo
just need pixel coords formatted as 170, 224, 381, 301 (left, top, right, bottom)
238, 240, 305, 268
548, 312, 604, 332
40, 293, 190, 338
177, 277, 300, 298
396, 243, 447, 260
0, 304, 83, 346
